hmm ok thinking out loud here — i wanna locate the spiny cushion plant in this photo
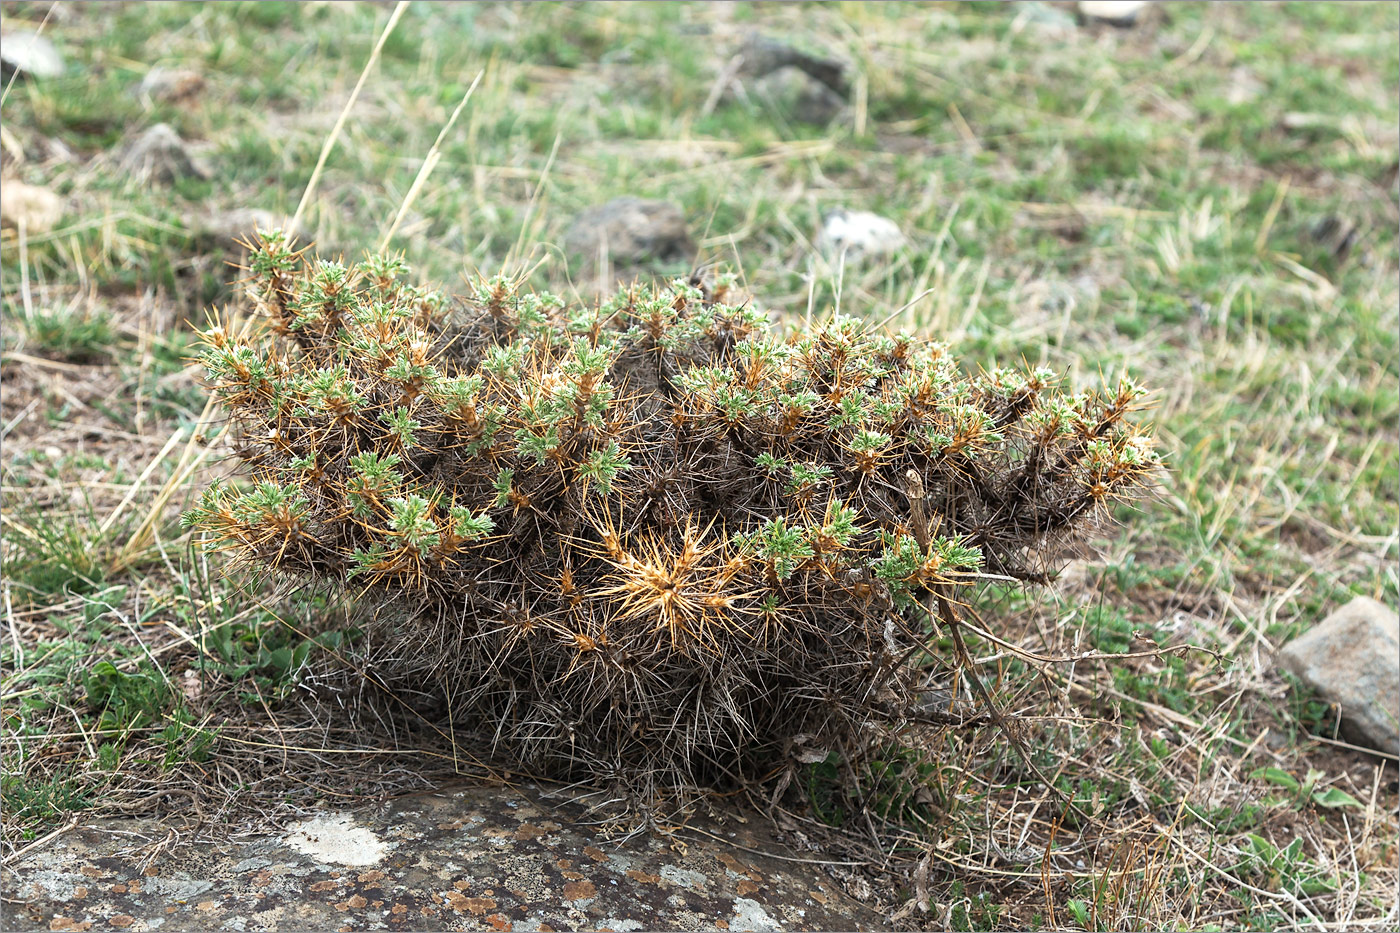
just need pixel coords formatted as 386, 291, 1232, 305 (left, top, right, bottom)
184, 231, 1159, 801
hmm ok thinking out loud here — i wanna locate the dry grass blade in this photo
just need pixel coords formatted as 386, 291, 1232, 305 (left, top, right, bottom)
111, 400, 227, 574
507, 131, 562, 269
378, 70, 483, 253
97, 427, 184, 536
290, 0, 411, 232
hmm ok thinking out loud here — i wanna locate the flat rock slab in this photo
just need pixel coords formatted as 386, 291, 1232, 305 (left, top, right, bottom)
3, 782, 887, 932
1279, 596, 1400, 753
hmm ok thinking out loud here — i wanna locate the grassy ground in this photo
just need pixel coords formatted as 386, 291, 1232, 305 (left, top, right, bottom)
1, 1, 1396, 929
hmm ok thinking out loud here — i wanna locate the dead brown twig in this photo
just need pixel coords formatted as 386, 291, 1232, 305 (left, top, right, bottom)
905, 469, 1093, 823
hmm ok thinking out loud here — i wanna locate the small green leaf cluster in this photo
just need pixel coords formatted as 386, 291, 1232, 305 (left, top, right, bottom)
872, 533, 984, 607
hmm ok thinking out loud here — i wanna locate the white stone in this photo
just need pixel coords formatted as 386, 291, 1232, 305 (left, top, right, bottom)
599, 921, 644, 932
1, 32, 65, 79
283, 812, 392, 867
815, 209, 906, 262
1078, 1, 1150, 26
0, 180, 62, 234
1016, 2, 1078, 39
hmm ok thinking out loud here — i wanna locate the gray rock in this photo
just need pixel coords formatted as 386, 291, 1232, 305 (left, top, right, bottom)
191, 207, 313, 256
564, 197, 694, 269
136, 66, 206, 105
718, 34, 849, 126
117, 123, 210, 186
1, 782, 888, 931
0, 32, 65, 79
1279, 596, 1400, 753
736, 33, 848, 97
751, 67, 847, 126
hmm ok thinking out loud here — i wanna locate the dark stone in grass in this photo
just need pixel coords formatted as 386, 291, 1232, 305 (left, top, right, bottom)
719, 33, 849, 126
750, 67, 847, 126
736, 33, 848, 99
0, 32, 65, 80
1, 782, 887, 931
135, 66, 206, 106
1279, 596, 1400, 754
116, 123, 210, 186
1310, 215, 1360, 260
564, 197, 695, 270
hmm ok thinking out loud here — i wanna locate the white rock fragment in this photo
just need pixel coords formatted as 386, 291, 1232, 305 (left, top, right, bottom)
1, 32, 65, 79
1078, 1, 1150, 26
815, 209, 906, 262
0, 180, 63, 234
658, 864, 708, 890
283, 812, 392, 867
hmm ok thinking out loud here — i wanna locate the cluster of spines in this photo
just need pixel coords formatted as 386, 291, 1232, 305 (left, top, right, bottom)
185, 231, 1158, 798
